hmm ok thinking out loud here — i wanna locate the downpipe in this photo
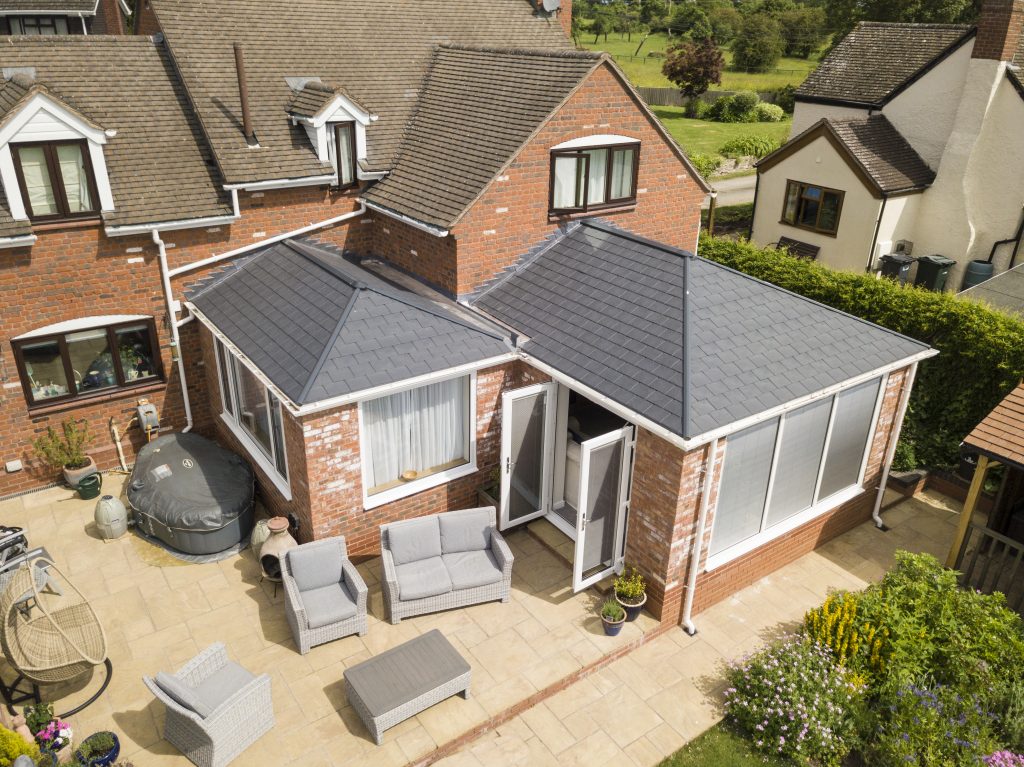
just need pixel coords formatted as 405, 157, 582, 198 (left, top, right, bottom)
681, 437, 720, 636
871, 362, 919, 530
153, 229, 194, 433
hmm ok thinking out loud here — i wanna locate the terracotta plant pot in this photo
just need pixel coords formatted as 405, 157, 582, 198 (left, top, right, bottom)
615, 592, 647, 622
259, 516, 297, 582
63, 456, 97, 488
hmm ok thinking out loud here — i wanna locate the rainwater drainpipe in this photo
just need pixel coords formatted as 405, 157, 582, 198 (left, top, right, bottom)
871, 361, 918, 530
865, 195, 888, 272
681, 437, 720, 636
152, 229, 194, 433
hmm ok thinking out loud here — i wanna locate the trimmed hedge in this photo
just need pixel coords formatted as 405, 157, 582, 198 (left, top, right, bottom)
698, 235, 1024, 469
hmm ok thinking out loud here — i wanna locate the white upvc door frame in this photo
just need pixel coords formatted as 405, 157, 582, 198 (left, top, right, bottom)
499, 382, 557, 531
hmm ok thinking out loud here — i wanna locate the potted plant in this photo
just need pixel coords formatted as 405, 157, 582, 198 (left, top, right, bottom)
600, 598, 626, 636
25, 704, 72, 764
478, 466, 500, 508
33, 418, 96, 487
74, 731, 120, 766
613, 565, 647, 622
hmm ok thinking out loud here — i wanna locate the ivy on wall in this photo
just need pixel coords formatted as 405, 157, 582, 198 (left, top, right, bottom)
698, 235, 1024, 469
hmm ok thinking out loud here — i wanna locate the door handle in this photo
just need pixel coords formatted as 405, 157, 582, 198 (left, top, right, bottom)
506, 456, 511, 473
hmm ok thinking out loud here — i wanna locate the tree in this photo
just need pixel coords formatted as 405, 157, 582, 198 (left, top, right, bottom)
822, 0, 978, 46
662, 36, 725, 98
668, 4, 713, 40
707, 5, 743, 44
731, 13, 785, 71
778, 6, 827, 58
639, 0, 668, 27
591, 11, 613, 43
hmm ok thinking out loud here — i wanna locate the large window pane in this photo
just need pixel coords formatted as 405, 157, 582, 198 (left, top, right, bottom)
21, 340, 69, 401
17, 147, 57, 217
116, 324, 156, 383
363, 377, 469, 494
55, 144, 93, 213
335, 123, 355, 186
235, 359, 273, 457
66, 328, 115, 393
215, 340, 235, 416
610, 147, 635, 200
819, 192, 841, 233
766, 398, 833, 525
552, 154, 585, 210
818, 378, 882, 500
270, 398, 287, 476
710, 418, 779, 556
783, 182, 799, 223
584, 148, 608, 205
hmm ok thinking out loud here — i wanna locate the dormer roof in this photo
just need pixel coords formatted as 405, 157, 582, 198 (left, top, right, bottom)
286, 80, 372, 124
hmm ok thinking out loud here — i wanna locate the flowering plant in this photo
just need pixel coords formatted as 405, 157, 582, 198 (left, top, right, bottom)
35, 718, 72, 752
987, 752, 1024, 766
724, 635, 864, 766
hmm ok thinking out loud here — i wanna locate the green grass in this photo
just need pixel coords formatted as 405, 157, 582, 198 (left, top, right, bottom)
578, 31, 819, 91
659, 723, 792, 766
650, 105, 792, 156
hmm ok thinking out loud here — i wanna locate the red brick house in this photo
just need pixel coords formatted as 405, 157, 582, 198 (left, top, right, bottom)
0, 0, 933, 631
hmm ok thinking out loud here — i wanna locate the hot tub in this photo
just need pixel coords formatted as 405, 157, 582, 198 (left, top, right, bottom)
128, 433, 255, 556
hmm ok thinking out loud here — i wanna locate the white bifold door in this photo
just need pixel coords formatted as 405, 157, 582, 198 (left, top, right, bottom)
499, 383, 556, 530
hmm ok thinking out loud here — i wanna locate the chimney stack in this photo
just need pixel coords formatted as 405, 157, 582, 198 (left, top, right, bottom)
233, 42, 256, 145
972, 0, 1024, 61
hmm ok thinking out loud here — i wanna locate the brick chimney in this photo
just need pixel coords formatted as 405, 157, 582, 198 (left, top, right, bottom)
560, 0, 573, 40
91, 0, 125, 34
972, 0, 1024, 61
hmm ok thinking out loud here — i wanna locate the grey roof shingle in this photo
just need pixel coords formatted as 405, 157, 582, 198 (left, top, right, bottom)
959, 263, 1024, 316
0, 0, 96, 12
363, 45, 601, 231
0, 36, 232, 229
150, 0, 571, 185
187, 238, 512, 405
796, 22, 974, 107
828, 116, 935, 192
473, 220, 929, 439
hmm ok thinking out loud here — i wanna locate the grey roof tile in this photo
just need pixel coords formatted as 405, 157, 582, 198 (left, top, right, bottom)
829, 115, 935, 192
0, 0, 95, 11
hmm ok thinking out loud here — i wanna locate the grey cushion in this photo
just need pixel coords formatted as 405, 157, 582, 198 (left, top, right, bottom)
300, 582, 357, 629
288, 542, 343, 592
442, 550, 503, 590
395, 556, 452, 600
154, 671, 212, 718
192, 661, 256, 715
387, 516, 442, 566
439, 508, 492, 554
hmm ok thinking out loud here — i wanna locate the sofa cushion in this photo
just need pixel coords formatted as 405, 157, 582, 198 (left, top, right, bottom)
387, 516, 442, 566
442, 550, 503, 591
154, 671, 212, 718
439, 508, 492, 554
288, 542, 344, 592
193, 661, 256, 715
300, 582, 358, 629
395, 557, 452, 601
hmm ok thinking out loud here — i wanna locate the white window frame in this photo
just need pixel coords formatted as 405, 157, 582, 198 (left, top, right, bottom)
214, 338, 292, 500
705, 373, 888, 571
358, 372, 478, 510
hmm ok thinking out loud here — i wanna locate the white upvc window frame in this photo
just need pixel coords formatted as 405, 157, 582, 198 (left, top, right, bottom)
358, 371, 478, 510
705, 373, 888, 571
214, 338, 292, 501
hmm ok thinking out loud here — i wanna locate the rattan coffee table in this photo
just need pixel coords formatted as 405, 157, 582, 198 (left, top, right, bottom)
344, 629, 471, 745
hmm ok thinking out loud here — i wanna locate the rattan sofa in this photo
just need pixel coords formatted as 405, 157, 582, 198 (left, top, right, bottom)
280, 536, 368, 654
144, 643, 273, 767
380, 506, 513, 624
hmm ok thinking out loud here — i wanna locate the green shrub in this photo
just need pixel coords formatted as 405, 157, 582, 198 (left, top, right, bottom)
718, 135, 780, 159
753, 102, 785, 122
994, 679, 1024, 752
724, 636, 864, 766
771, 84, 797, 113
613, 565, 646, 602
686, 152, 720, 178
32, 419, 92, 470
697, 235, 1024, 468
0, 726, 39, 767
707, 94, 758, 123
600, 598, 624, 621
75, 731, 116, 762
804, 591, 889, 675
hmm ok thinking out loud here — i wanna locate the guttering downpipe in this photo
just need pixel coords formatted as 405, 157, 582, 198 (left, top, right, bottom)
746, 172, 760, 241
987, 206, 1024, 265
866, 194, 888, 272
233, 42, 256, 145
152, 229, 194, 433
871, 361, 918, 530
681, 437, 720, 635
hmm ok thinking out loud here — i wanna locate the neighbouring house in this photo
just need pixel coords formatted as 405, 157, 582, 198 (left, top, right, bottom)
0, 0, 935, 629
0, 0, 129, 35
750, 0, 1024, 290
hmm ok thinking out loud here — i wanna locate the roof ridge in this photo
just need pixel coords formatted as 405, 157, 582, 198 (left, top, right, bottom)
855, 20, 971, 29
435, 43, 601, 59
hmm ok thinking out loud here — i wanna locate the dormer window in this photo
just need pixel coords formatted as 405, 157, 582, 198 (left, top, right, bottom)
333, 122, 357, 188
11, 140, 98, 221
550, 142, 639, 213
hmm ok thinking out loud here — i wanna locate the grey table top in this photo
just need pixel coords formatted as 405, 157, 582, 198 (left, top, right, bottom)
344, 629, 470, 716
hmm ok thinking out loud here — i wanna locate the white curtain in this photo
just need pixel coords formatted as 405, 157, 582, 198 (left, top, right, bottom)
363, 377, 468, 491
610, 148, 634, 199
552, 155, 582, 209
584, 148, 607, 204
56, 144, 92, 212
336, 124, 355, 185
18, 147, 57, 216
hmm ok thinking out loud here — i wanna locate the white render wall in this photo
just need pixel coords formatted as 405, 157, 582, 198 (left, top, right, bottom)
791, 102, 868, 136
871, 193, 924, 270
751, 134, 883, 273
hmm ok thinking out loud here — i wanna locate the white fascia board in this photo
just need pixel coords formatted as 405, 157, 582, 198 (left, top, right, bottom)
0, 7, 96, 14
105, 213, 239, 237
0, 145, 26, 220
361, 199, 449, 237
551, 133, 639, 150
14, 314, 149, 339
0, 93, 106, 147
0, 234, 36, 249
223, 174, 336, 191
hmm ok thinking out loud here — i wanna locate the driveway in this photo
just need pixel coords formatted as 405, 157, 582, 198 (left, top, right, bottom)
702, 173, 756, 208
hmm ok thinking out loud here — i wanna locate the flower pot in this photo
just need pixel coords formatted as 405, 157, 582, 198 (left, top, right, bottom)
615, 592, 647, 622
63, 457, 97, 488
601, 614, 625, 636
259, 516, 297, 582
76, 732, 119, 766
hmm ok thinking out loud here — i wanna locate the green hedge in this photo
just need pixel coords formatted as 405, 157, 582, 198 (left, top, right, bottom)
698, 235, 1024, 469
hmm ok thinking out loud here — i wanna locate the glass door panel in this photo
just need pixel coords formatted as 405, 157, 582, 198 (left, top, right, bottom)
500, 383, 555, 529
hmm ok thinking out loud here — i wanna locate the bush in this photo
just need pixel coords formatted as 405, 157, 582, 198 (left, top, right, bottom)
32, 419, 92, 470
988, 753, 1024, 766
707, 94, 756, 123
731, 13, 785, 71
697, 235, 1024, 469
686, 152, 720, 179
804, 591, 889, 676
771, 83, 797, 114
718, 134, 780, 159
730, 90, 759, 114
753, 102, 785, 122
0, 726, 39, 767
725, 636, 864, 766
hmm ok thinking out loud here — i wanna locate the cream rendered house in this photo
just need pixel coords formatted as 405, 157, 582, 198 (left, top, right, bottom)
750, 0, 1024, 290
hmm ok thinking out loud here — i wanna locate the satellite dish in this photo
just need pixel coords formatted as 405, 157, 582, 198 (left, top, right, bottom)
542, 0, 561, 12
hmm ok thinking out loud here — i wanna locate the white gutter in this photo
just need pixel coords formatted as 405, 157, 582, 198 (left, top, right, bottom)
361, 199, 449, 238
872, 360, 919, 529
167, 203, 366, 278
681, 437, 719, 635
105, 190, 241, 237
223, 175, 337, 192
152, 229, 193, 432
0, 235, 37, 249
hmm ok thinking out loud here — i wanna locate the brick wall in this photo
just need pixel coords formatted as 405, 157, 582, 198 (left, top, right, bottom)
972, 0, 1024, 60
91, 0, 125, 34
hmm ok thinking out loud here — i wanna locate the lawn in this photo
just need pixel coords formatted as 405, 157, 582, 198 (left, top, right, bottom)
578, 31, 819, 91
660, 723, 791, 766
651, 105, 792, 156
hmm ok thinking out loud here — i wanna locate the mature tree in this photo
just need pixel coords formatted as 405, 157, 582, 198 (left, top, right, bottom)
823, 0, 979, 44
778, 6, 827, 57
669, 4, 714, 40
639, 0, 669, 27
662, 36, 725, 98
590, 11, 614, 42
706, 5, 743, 44
731, 13, 786, 70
